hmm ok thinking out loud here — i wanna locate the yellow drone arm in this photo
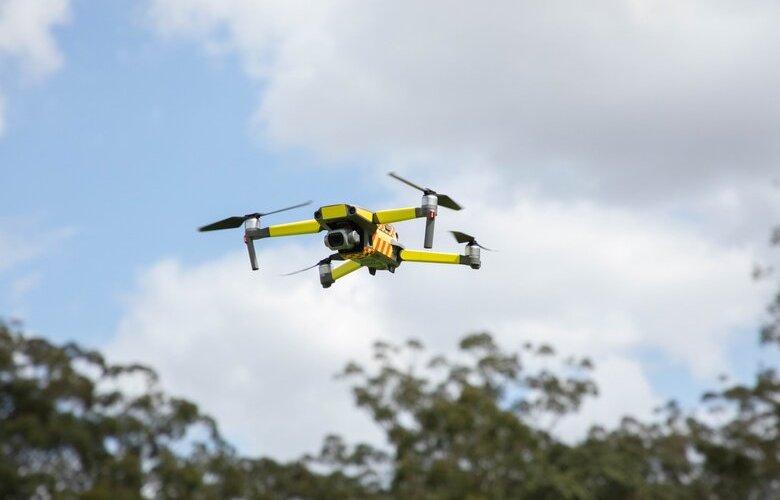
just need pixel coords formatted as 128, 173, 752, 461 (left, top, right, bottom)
332, 260, 362, 280
399, 248, 482, 270
399, 249, 465, 265
253, 219, 322, 239
373, 207, 424, 224
319, 259, 362, 288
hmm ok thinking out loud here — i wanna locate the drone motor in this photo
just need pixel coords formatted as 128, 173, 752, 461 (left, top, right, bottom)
244, 217, 260, 270
197, 200, 312, 271
388, 172, 461, 249
319, 261, 334, 288
465, 244, 481, 269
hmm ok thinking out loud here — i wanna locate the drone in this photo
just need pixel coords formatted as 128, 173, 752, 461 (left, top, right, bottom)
198, 172, 492, 288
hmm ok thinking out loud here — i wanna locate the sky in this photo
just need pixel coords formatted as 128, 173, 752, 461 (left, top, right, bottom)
1, 0, 779, 459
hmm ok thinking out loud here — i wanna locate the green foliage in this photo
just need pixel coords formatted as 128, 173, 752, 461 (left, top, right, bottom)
323, 333, 780, 499
0, 321, 374, 499
332, 334, 596, 498
3, 318, 780, 498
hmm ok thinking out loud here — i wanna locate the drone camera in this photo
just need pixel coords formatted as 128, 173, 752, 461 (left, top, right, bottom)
327, 232, 344, 247
324, 229, 361, 250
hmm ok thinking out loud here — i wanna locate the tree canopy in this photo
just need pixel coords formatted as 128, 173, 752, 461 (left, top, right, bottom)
2, 315, 780, 499
0, 321, 369, 499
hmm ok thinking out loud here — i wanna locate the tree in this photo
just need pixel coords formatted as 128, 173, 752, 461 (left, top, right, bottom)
319, 331, 780, 499
5, 253, 780, 498
0, 320, 374, 499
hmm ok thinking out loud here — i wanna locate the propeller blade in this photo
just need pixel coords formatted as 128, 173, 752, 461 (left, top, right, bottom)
199, 216, 251, 232
281, 261, 320, 276
451, 231, 475, 244
281, 254, 343, 276
389, 172, 461, 210
260, 200, 312, 217
388, 172, 427, 193
450, 231, 495, 251
474, 242, 496, 252
437, 194, 462, 211
199, 200, 311, 232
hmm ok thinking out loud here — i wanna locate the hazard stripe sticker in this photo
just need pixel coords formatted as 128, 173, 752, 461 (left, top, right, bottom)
371, 233, 394, 258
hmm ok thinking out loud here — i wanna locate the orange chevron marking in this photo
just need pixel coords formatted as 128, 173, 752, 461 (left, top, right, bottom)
370, 232, 394, 258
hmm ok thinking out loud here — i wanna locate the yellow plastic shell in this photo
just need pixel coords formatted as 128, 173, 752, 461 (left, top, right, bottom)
332, 260, 362, 280
320, 205, 348, 219
268, 220, 322, 237
400, 249, 461, 264
373, 207, 419, 224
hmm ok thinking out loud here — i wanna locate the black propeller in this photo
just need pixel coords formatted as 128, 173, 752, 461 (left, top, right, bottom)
282, 254, 343, 276
198, 200, 312, 232
388, 172, 462, 210
451, 231, 495, 251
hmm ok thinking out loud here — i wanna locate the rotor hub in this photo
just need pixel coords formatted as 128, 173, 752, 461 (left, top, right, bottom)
421, 193, 438, 214
244, 217, 260, 230
465, 243, 481, 269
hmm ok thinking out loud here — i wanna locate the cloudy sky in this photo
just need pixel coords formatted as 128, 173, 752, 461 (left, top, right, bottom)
2, 0, 779, 459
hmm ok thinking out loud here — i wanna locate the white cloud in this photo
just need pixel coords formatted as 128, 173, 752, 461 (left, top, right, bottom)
376, 179, 769, 379
0, 0, 70, 79
106, 246, 387, 459
0, 226, 44, 273
0, 0, 71, 136
106, 184, 769, 457
557, 357, 662, 441
144, 3, 780, 386
149, 0, 780, 199
0, 223, 75, 273
0, 223, 75, 318
141, 0, 776, 458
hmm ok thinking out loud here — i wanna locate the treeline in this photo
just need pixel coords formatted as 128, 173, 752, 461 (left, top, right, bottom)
2, 312, 780, 499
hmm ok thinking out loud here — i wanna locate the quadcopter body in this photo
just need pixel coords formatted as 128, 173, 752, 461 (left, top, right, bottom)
199, 173, 491, 288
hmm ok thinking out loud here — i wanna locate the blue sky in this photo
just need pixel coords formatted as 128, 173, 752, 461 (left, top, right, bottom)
1, 0, 383, 342
2, 0, 779, 458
